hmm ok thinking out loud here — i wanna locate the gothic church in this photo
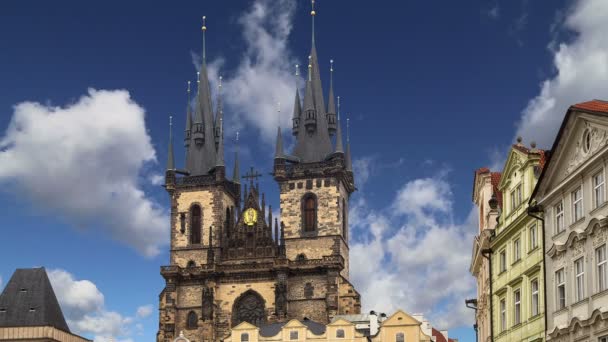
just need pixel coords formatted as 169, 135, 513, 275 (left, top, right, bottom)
157, 3, 360, 341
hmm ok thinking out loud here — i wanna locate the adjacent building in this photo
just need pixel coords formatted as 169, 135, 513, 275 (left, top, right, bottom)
0, 268, 91, 342
489, 141, 547, 341
470, 168, 501, 342
531, 100, 608, 341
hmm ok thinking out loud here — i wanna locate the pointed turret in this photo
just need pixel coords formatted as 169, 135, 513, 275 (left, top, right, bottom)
167, 116, 175, 170
327, 60, 337, 136
216, 119, 224, 167
233, 132, 240, 183
190, 16, 218, 175
292, 65, 302, 136
345, 117, 353, 171
275, 103, 285, 160
291, 0, 333, 162
184, 81, 193, 171
215, 76, 223, 148
334, 96, 344, 154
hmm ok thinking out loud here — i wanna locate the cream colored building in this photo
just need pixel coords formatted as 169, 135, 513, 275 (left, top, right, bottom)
223, 311, 435, 342
470, 168, 501, 342
531, 100, 608, 341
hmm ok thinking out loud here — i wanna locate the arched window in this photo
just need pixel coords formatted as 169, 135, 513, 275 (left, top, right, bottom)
342, 198, 347, 239
190, 205, 202, 244
241, 333, 249, 342
396, 332, 405, 342
187, 311, 198, 330
180, 213, 186, 233
296, 253, 307, 261
302, 194, 317, 232
187, 260, 196, 268
336, 329, 345, 338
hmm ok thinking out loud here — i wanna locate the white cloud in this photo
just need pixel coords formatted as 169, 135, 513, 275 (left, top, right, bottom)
48, 269, 149, 342
350, 172, 477, 329
203, 0, 300, 144
136, 304, 153, 319
0, 88, 168, 256
148, 173, 164, 186
515, 0, 608, 148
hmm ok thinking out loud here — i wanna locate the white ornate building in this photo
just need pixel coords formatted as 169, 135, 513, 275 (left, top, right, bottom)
532, 100, 608, 341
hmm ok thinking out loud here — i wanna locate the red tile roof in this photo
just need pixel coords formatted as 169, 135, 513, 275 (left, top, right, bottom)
432, 328, 447, 342
491, 172, 503, 209
475, 167, 490, 175
573, 100, 608, 113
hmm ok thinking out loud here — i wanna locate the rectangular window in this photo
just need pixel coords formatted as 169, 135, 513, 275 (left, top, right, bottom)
500, 298, 506, 332
514, 289, 521, 325
290, 331, 298, 340
598, 245, 607, 292
529, 223, 538, 250
572, 187, 583, 222
517, 184, 523, 207
600, 335, 608, 342
513, 238, 521, 262
510, 185, 523, 212
531, 279, 539, 316
510, 191, 516, 212
575, 257, 585, 301
555, 201, 564, 234
556, 268, 566, 310
595, 172, 605, 208
500, 250, 507, 273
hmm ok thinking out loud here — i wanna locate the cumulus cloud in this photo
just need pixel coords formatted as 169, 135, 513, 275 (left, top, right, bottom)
48, 269, 150, 342
202, 0, 300, 144
350, 171, 477, 329
0, 88, 168, 256
136, 304, 154, 319
515, 0, 608, 148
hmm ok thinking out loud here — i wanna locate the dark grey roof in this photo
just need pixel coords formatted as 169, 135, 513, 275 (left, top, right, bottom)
259, 319, 326, 337
334, 117, 344, 154
0, 268, 70, 333
275, 126, 284, 159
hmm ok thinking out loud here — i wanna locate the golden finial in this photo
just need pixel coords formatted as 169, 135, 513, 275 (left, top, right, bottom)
197, 72, 200, 84
308, 56, 312, 82
295, 64, 300, 77
202, 16, 207, 31
201, 16, 207, 63
330, 59, 334, 73
311, 0, 316, 44
219, 75, 223, 88
311, 0, 316, 16
170, 115, 173, 127
187, 81, 191, 93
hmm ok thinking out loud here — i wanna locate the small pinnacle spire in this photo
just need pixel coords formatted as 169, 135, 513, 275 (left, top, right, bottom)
233, 132, 240, 183
308, 57, 312, 82
275, 103, 284, 159
335, 97, 344, 153
202, 16, 207, 64
311, 0, 316, 45
167, 115, 175, 170
345, 117, 352, 171
216, 118, 224, 167
296, 64, 300, 77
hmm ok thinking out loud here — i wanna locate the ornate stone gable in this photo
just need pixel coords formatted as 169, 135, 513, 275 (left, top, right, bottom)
566, 120, 608, 176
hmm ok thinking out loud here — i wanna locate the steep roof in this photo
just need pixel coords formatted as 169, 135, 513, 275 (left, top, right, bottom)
259, 318, 326, 337
0, 268, 70, 333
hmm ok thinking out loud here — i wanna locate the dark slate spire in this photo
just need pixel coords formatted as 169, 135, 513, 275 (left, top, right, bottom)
184, 81, 193, 172
233, 132, 240, 183
190, 16, 217, 175
0, 268, 70, 333
167, 116, 175, 170
345, 117, 352, 171
214, 76, 223, 149
275, 104, 285, 159
292, 64, 302, 137
334, 96, 344, 154
327, 59, 337, 136
216, 119, 224, 167
291, 1, 333, 162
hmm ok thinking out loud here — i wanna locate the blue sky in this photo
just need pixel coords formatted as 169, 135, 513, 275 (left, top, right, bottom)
2, 0, 608, 341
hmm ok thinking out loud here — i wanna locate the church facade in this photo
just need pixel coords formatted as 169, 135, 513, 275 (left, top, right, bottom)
157, 4, 360, 341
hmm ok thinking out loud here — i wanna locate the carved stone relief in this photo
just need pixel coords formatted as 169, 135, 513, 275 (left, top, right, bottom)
566, 121, 608, 176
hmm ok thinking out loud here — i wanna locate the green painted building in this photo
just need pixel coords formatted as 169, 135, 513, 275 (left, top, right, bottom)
490, 141, 546, 342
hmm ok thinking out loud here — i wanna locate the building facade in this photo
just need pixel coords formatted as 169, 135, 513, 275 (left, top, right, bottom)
0, 268, 91, 342
490, 142, 546, 341
157, 4, 360, 342
470, 168, 501, 342
223, 311, 436, 342
531, 100, 608, 341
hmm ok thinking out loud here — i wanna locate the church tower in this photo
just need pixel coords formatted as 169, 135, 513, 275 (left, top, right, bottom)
158, 5, 360, 342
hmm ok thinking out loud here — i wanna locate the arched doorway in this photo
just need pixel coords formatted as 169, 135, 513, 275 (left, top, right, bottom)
232, 290, 266, 327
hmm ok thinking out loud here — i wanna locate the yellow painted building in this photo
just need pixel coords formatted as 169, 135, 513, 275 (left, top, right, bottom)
221, 311, 435, 342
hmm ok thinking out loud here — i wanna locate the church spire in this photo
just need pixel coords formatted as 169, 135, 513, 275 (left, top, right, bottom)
216, 119, 224, 167
290, 1, 333, 162
233, 132, 240, 183
334, 96, 344, 154
291, 64, 302, 137
167, 116, 175, 170
215, 76, 223, 148
345, 117, 352, 171
275, 102, 284, 159
327, 59, 337, 135
190, 16, 217, 175
184, 81, 192, 171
